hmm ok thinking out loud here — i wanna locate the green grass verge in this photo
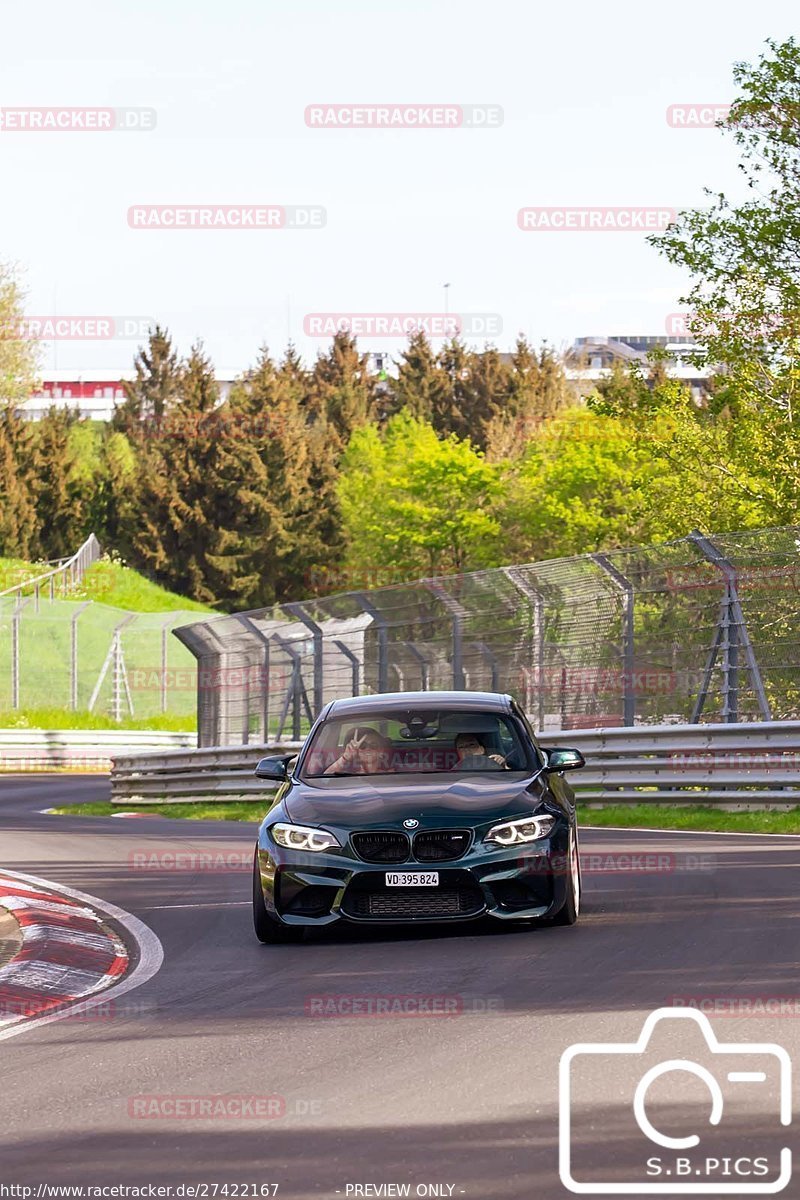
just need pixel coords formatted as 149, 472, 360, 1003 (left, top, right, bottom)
577, 804, 800, 834
73, 560, 216, 614
0, 707, 196, 731
50, 800, 268, 821
48, 801, 800, 832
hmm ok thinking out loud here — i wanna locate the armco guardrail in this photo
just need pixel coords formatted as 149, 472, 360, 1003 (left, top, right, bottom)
1, 729, 197, 772
109, 721, 800, 806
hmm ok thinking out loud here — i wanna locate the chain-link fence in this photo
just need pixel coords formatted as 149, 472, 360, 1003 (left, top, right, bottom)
0, 597, 202, 720
173, 526, 800, 747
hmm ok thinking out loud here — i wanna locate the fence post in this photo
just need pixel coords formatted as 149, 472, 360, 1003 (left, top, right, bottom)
333, 638, 360, 695
592, 553, 636, 726
688, 531, 770, 722
70, 602, 92, 711
503, 567, 546, 729
353, 593, 389, 693
283, 602, 324, 716
423, 580, 465, 690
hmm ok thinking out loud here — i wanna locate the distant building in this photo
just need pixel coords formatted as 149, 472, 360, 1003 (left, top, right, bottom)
19, 370, 237, 421
566, 335, 711, 399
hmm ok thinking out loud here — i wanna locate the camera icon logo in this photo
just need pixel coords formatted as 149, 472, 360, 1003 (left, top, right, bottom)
559, 1006, 792, 1194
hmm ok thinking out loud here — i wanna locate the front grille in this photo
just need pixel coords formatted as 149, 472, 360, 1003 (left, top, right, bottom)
347, 886, 484, 920
413, 829, 471, 862
352, 831, 410, 863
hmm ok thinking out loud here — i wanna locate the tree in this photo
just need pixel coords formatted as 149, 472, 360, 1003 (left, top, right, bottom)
338, 412, 502, 580
0, 405, 37, 558
392, 332, 451, 424
651, 36, 800, 415
130, 342, 231, 604
307, 332, 379, 451
484, 338, 573, 459
0, 260, 39, 406
112, 324, 182, 437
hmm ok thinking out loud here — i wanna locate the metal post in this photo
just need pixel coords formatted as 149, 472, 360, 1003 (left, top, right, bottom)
405, 642, 430, 690
160, 615, 173, 715
423, 580, 465, 690
333, 638, 360, 695
235, 615, 273, 743
472, 641, 499, 691
352, 593, 389, 693
592, 553, 636, 726
503, 567, 546, 729
272, 635, 313, 741
11, 599, 28, 710
70, 602, 91, 711
283, 602, 324, 716
688, 531, 770, 722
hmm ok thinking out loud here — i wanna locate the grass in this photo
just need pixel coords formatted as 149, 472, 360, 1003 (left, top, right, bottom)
0, 556, 211, 718
46, 800, 800, 833
0, 707, 196, 731
0, 556, 48, 592
577, 804, 800, 834
50, 800, 268, 821
72, 560, 216, 614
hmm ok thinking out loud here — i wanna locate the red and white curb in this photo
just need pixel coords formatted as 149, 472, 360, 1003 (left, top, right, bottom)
0, 869, 163, 1041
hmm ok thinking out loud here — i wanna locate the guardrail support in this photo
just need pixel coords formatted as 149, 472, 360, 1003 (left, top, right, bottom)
592, 554, 636, 726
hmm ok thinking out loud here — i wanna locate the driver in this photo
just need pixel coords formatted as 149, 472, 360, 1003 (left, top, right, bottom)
452, 732, 507, 770
324, 726, 393, 775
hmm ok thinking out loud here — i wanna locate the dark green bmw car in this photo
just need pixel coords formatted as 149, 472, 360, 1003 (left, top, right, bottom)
252, 691, 585, 943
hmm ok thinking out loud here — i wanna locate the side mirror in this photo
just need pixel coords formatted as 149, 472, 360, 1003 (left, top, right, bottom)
254, 755, 291, 782
542, 747, 585, 773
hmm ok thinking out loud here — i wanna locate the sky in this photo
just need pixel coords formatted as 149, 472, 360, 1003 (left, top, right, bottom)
1, 0, 798, 376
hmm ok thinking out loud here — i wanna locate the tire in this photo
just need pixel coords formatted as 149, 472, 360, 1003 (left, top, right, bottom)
551, 825, 581, 926
252, 852, 304, 944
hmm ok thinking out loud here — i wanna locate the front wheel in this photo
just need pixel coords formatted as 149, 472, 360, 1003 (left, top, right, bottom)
551, 825, 581, 926
252, 852, 304, 944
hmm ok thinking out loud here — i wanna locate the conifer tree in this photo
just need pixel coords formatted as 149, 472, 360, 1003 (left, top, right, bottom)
112, 324, 182, 438
0, 405, 37, 558
392, 332, 451, 423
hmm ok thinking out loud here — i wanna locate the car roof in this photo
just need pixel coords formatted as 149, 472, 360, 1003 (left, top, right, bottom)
327, 690, 514, 717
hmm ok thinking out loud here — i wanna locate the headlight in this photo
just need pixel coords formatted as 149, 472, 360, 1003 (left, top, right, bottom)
485, 813, 556, 846
270, 822, 340, 852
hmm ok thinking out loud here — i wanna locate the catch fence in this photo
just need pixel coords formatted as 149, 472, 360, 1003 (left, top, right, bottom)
173, 526, 800, 747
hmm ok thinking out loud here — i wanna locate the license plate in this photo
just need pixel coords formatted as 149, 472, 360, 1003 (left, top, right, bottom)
385, 871, 439, 887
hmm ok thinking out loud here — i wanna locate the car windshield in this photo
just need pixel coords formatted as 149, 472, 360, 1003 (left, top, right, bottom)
300, 708, 535, 778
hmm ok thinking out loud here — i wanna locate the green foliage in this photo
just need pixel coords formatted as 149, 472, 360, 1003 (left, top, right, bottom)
651, 36, 800, 416
338, 411, 502, 578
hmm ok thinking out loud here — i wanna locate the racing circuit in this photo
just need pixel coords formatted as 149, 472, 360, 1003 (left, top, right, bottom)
0, 773, 797, 1197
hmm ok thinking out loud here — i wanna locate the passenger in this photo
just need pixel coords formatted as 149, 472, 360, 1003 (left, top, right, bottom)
324, 726, 393, 775
452, 733, 506, 770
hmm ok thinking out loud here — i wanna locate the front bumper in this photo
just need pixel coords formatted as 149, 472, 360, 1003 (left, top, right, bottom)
255, 828, 571, 926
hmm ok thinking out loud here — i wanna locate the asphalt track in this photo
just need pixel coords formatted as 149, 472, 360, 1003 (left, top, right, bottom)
1, 774, 798, 1198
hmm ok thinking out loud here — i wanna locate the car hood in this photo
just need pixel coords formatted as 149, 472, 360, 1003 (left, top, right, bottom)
284, 772, 546, 829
